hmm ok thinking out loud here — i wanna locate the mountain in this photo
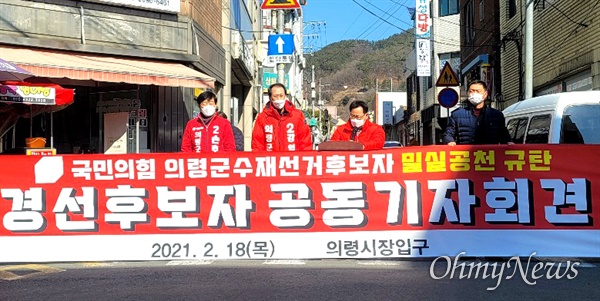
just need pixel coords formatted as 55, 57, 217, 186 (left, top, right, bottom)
305, 31, 413, 115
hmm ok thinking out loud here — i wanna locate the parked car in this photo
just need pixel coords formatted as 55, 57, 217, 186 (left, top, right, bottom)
383, 141, 403, 148
503, 91, 600, 144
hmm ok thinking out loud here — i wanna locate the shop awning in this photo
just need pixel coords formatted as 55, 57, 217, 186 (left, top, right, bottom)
0, 45, 214, 89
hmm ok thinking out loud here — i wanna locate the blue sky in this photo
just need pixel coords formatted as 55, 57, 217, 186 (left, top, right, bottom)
301, 0, 414, 51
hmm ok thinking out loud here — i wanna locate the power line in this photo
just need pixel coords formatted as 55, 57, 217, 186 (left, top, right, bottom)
545, 0, 588, 27
351, 0, 504, 48
535, 0, 599, 65
338, 10, 365, 41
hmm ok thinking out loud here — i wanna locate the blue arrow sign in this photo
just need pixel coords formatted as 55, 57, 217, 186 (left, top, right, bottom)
268, 34, 294, 56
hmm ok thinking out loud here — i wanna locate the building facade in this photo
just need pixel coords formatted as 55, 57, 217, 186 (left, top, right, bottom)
404, 0, 461, 146
500, 0, 600, 105
0, 0, 226, 154
460, 0, 502, 108
223, 0, 262, 151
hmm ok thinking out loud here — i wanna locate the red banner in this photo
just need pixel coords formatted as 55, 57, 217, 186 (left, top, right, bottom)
0, 145, 598, 261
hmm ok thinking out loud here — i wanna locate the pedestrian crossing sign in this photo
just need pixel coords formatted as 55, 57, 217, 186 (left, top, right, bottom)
261, 0, 301, 10
435, 62, 459, 87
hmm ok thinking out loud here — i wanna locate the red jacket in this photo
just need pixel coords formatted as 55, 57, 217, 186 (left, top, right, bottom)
251, 101, 312, 152
181, 115, 236, 153
330, 119, 385, 150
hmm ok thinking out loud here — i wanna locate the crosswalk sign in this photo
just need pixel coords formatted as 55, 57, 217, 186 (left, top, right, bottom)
435, 62, 459, 87
261, 0, 301, 10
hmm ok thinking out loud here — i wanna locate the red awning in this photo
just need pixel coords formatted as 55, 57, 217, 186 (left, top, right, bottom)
0, 45, 215, 89
1, 81, 75, 106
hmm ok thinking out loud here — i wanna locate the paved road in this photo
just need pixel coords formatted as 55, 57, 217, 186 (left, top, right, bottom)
1, 258, 598, 300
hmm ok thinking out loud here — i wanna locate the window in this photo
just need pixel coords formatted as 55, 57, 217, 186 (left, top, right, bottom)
506, 117, 528, 144
439, 52, 461, 73
561, 105, 600, 144
525, 115, 551, 144
464, 0, 475, 43
439, 0, 459, 16
508, 0, 517, 19
479, 0, 484, 21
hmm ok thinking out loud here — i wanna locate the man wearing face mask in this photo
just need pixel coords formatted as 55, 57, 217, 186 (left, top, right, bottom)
443, 80, 513, 146
181, 90, 236, 153
330, 100, 385, 150
251, 83, 312, 151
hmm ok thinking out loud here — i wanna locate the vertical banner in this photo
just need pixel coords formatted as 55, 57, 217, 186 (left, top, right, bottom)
415, 0, 431, 77
416, 39, 431, 77
415, 0, 431, 38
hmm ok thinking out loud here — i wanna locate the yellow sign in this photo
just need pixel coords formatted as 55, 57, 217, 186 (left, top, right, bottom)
435, 62, 459, 87
26, 148, 56, 156
261, 0, 301, 10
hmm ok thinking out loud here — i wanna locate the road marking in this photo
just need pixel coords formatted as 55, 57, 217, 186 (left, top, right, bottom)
0, 264, 64, 281
357, 260, 402, 266
166, 260, 214, 265
80, 262, 117, 267
0, 270, 21, 281
263, 260, 306, 265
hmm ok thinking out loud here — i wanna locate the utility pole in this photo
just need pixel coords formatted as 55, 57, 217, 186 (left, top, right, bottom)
277, 10, 285, 84
311, 65, 315, 113
318, 78, 322, 133
303, 21, 326, 55
310, 65, 316, 148
318, 78, 322, 105
524, 0, 534, 99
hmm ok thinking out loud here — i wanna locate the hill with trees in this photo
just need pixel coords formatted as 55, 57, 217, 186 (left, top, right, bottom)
305, 30, 413, 119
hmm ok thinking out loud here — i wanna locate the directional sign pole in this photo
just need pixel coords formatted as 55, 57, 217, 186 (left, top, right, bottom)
276, 10, 286, 84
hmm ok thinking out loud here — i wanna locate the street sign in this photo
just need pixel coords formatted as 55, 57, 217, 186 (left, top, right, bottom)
261, 0, 301, 10
437, 87, 459, 108
383, 101, 393, 125
267, 55, 293, 64
268, 34, 294, 56
262, 72, 290, 91
435, 61, 459, 86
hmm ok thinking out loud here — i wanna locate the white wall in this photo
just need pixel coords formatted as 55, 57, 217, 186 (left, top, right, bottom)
375, 92, 407, 125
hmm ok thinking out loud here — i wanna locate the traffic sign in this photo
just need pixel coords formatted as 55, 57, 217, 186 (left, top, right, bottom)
261, 0, 301, 10
438, 87, 459, 108
435, 61, 459, 86
267, 55, 293, 64
267, 34, 294, 56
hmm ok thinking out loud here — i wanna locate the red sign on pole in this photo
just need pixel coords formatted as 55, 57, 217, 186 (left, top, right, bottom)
261, 0, 301, 10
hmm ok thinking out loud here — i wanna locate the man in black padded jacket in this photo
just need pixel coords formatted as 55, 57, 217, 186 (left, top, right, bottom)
443, 80, 514, 146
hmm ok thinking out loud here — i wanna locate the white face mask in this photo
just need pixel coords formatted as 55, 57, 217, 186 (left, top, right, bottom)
272, 99, 286, 109
201, 105, 216, 117
350, 118, 365, 128
468, 93, 485, 105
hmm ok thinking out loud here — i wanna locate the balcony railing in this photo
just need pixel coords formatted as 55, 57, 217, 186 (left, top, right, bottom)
232, 31, 255, 74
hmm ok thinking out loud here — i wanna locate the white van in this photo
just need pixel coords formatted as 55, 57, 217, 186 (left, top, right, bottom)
502, 91, 600, 144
